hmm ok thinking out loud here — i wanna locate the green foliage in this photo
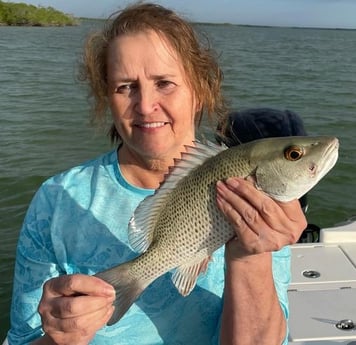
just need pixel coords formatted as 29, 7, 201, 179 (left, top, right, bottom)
0, 1, 79, 26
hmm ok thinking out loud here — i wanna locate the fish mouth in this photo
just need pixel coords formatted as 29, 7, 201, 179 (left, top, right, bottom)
318, 137, 339, 179
324, 137, 339, 159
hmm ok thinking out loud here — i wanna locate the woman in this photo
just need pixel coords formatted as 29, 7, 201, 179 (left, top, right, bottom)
8, 3, 306, 345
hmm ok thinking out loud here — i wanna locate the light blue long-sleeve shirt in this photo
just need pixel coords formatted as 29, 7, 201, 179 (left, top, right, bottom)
8, 149, 290, 345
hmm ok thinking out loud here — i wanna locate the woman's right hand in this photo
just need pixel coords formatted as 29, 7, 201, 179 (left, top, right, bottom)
34, 274, 115, 345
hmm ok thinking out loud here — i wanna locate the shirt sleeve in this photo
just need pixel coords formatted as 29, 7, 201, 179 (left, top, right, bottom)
7, 184, 62, 345
272, 245, 292, 345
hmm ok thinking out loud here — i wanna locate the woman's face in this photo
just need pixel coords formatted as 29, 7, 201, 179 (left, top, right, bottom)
107, 30, 198, 163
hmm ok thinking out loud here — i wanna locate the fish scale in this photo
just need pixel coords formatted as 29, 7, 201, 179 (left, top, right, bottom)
95, 135, 339, 325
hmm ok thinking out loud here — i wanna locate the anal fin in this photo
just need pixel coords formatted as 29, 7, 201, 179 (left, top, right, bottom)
171, 254, 212, 296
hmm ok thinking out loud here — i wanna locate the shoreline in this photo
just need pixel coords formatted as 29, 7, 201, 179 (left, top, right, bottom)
0, 1, 79, 27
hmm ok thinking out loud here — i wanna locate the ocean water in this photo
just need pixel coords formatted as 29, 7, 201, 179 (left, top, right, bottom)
0, 20, 355, 339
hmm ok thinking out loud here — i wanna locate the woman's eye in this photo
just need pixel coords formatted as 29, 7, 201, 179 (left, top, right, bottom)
114, 85, 128, 94
157, 80, 174, 90
114, 84, 137, 94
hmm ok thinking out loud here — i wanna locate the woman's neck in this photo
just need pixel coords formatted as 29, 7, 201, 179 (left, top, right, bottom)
118, 147, 175, 189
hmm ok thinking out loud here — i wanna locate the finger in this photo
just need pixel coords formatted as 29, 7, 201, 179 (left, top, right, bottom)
44, 274, 115, 298
223, 177, 275, 214
58, 304, 114, 333
42, 306, 114, 345
223, 177, 306, 233
217, 178, 299, 250
276, 199, 306, 221
49, 294, 115, 319
217, 184, 278, 255
216, 179, 261, 237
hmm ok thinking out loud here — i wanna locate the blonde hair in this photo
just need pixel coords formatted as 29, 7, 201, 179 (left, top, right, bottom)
79, 2, 227, 142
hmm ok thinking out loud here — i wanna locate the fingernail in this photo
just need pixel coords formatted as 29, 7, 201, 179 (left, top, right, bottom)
216, 180, 227, 190
107, 292, 116, 302
107, 305, 115, 317
105, 286, 116, 297
226, 178, 239, 188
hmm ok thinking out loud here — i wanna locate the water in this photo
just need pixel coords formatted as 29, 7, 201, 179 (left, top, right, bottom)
0, 21, 355, 339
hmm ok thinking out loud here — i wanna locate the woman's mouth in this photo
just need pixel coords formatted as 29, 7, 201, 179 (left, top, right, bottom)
137, 122, 167, 129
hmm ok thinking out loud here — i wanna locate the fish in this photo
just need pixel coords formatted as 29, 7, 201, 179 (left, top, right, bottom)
95, 135, 339, 325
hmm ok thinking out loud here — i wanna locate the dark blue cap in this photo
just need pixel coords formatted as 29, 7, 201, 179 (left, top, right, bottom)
218, 108, 307, 147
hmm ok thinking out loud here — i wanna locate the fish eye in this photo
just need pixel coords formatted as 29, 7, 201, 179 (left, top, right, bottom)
284, 145, 304, 161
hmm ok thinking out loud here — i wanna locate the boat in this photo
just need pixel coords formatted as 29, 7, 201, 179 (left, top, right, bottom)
288, 218, 356, 344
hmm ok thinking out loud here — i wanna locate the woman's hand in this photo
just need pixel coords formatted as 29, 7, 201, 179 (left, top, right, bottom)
216, 177, 307, 259
35, 274, 115, 345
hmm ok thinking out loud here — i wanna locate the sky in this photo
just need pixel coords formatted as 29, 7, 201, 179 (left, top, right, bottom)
6, 0, 356, 29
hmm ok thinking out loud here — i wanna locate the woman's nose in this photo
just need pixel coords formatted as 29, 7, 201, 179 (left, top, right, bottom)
135, 86, 159, 115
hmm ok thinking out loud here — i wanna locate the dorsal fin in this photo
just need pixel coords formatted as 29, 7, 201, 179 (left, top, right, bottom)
128, 141, 227, 253
160, 140, 226, 190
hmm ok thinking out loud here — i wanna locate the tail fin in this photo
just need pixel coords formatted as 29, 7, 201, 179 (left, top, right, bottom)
94, 263, 145, 325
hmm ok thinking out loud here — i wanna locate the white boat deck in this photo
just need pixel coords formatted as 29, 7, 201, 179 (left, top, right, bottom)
288, 220, 356, 344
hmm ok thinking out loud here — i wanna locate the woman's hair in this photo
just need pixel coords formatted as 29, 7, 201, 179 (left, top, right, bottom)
79, 2, 227, 142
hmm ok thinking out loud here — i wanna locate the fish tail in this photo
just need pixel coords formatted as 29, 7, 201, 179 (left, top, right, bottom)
94, 263, 146, 325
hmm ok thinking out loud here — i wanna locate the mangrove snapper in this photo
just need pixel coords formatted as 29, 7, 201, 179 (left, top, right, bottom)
95, 136, 339, 325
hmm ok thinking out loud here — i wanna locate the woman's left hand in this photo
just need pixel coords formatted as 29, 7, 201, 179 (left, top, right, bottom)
216, 177, 307, 259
